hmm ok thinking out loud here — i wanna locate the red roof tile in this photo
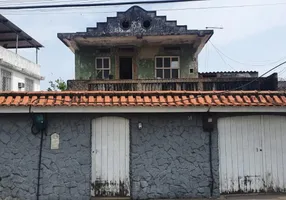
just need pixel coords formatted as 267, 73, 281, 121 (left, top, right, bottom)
0, 91, 285, 107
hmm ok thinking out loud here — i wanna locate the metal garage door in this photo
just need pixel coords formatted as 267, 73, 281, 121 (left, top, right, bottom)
218, 115, 286, 193
91, 117, 130, 197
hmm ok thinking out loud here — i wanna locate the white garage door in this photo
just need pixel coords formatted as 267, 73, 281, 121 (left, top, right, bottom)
218, 115, 286, 193
91, 117, 130, 197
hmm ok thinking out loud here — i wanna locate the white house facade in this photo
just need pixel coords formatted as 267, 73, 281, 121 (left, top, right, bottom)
0, 14, 43, 91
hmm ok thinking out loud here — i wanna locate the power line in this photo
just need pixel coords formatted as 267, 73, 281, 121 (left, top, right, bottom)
0, 0, 108, 6
0, 0, 204, 10
210, 41, 286, 67
210, 41, 237, 71
2, 1, 286, 15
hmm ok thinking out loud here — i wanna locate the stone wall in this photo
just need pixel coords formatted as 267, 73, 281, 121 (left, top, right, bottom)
0, 113, 219, 200
130, 114, 219, 199
0, 114, 91, 200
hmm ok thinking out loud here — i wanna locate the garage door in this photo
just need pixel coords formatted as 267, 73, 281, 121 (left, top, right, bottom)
218, 115, 286, 193
91, 117, 130, 197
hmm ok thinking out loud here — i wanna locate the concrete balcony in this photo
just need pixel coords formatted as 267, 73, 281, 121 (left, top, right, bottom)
67, 73, 278, 91
0, 46, 42, 79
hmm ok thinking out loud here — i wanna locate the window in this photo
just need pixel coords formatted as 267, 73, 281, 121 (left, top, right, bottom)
25, 78, 34, 91
1, 69, 12, 91
95, 57, 111, 79
155, 56, 180, 79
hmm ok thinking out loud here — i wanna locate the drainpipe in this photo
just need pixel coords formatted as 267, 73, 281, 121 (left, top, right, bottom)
209, 130, 214, 197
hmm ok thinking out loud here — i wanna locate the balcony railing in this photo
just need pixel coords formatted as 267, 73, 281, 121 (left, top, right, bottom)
67, 73, 278, 91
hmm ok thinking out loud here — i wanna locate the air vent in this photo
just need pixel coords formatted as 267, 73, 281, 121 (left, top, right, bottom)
121, 19, 130, 30
18, 82, 25, 88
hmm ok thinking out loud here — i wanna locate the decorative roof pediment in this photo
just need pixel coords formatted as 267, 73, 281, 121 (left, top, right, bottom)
59, 6, 212, 38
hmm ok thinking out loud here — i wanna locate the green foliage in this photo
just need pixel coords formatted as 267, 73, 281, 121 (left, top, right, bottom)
47, 78, 67, 91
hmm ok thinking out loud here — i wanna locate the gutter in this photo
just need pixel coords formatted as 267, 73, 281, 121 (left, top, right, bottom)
1, 106, 286, 113
0, 59, 45, 80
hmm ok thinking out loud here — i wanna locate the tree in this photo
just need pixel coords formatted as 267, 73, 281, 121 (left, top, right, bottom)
47, 78, 67, 91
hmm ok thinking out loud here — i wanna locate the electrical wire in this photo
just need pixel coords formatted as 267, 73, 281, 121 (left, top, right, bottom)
0, 0, 109, 6
210, 41, 286, 67
0, 0, 204, 10
210, 41, 237, 71
2, 1, 286, 15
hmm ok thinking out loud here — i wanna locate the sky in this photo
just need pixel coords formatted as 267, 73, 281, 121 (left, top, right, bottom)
1, 0, 286, 90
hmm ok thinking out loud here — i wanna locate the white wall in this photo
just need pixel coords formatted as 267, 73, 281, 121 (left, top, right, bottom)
0, 64, 40, 91
0, 46, 40, 76
0, 46, 42, 91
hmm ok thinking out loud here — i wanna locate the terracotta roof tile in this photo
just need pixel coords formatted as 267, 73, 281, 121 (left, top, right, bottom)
112, 96, 119, 106
136, 96, 143, 106
128, 96, 135, 106
0, 91, 285, 108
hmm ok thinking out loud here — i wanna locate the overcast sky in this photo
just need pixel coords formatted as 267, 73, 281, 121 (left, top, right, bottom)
2, 0, 286, 90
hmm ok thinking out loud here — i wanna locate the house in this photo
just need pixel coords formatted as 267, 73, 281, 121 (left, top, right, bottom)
0, 14, 44, 91
58, 6, 277, 92
0, 6, 286, 200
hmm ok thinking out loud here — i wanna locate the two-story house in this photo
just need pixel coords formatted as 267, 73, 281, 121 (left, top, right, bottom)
0, 14, 44, 91
0, 6, 285, 200
58, 6, 277, 91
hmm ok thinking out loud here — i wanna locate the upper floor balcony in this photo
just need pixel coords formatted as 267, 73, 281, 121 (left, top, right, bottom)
0, 46, 41, 77
67, 72, 278, 91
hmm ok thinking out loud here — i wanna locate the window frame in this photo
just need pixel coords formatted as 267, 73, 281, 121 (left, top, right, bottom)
155, 56, 180, 79
0, 68, 12, 91
95, 57, 111, 79
25, 77, 34, 91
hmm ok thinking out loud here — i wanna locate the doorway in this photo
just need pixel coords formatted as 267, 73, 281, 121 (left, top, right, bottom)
119, 57, 133, 79
91, 117, 130, 197
218, 115, 286, 193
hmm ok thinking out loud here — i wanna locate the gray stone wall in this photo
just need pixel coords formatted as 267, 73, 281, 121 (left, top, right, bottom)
0, 113, 219, 200
0, 114, 91, 200
130, 114, 219, 199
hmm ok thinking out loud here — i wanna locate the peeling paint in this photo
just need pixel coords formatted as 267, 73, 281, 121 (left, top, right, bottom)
76, 44, 197, 80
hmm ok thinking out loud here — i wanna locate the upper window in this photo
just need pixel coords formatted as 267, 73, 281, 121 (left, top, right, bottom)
155, 56, 180, 79
1, 69, 12, 91
95, 57, 111, 79
25, 78, 34, 91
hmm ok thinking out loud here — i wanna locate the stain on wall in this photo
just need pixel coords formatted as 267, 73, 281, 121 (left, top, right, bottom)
76, 44, 198, 80
0, 113, 219, 200
0, 114, 91, 200
130, 114, 219, 199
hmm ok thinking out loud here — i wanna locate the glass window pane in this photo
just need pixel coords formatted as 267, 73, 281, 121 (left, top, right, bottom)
96, 70, 102, 79
172, 57, 179, 62
156, 58, 163, 68
103, 59, 109, 69
164, 69, 170, 78
104, 70, 109, 79
172, 69, 179, 78
96, 59, 102, 68
156, 69, 163, 78
164, 58, 171, 68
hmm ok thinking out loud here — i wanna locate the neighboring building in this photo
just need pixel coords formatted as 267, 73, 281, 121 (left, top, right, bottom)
0, 91, 286, 200
0, 14, 44, 91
